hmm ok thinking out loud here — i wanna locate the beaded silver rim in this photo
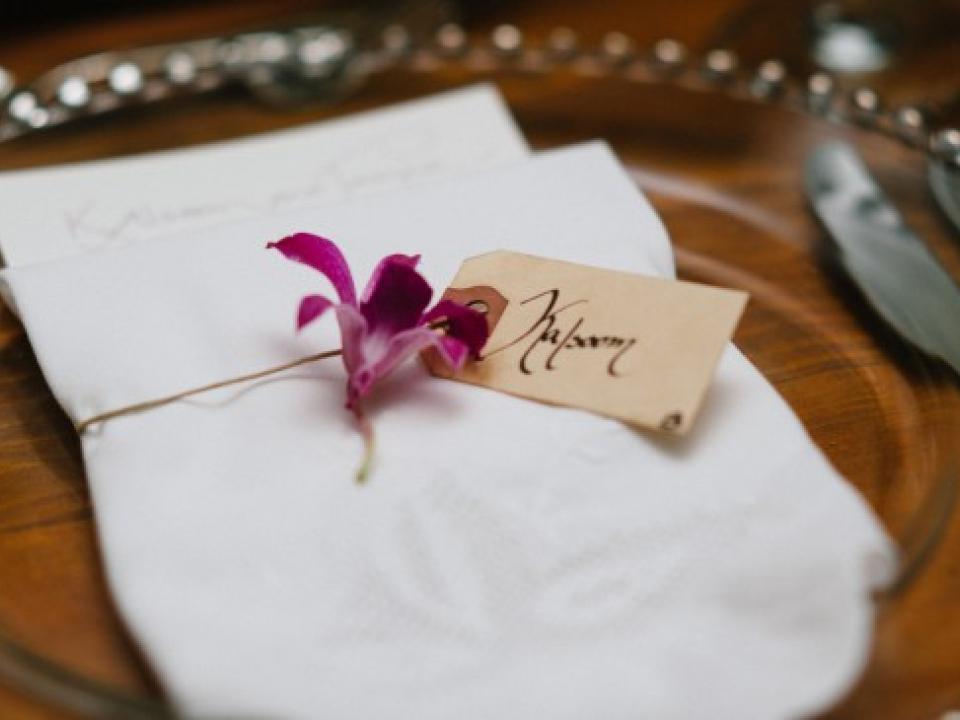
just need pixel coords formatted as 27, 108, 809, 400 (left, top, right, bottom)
0, 21, 957, 168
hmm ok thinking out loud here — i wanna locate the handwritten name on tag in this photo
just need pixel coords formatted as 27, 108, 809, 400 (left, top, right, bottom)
425, 251, 748, 434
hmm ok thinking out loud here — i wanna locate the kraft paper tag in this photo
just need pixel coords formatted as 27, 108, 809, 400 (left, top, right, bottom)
424, 251, 748, 435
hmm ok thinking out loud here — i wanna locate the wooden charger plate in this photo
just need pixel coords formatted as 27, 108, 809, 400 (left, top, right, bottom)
0, 70, 959, 718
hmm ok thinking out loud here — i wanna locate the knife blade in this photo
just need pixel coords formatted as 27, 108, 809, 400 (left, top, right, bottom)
929, 157, 960, 237
805, 141, 960, 375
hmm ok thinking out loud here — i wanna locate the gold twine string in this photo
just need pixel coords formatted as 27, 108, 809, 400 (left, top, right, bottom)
71, 311, 475, 436
74, 348, 343, 434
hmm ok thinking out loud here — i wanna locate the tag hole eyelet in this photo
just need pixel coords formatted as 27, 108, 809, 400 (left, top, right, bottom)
467, 299, 490, 314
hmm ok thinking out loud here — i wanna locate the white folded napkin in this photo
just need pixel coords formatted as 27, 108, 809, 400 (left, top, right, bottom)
3, 143, 891, 720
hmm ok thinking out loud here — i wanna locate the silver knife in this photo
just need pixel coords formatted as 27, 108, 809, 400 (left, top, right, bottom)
805, 141, 960, 375
929, 158, 960, 236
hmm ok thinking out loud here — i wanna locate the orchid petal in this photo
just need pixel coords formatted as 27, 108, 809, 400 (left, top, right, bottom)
421, 299, 489, 357
334, 303, 368, 375
269, 233, 357, 306
433, 336, 471, 369
296, 294, 334, 331
361, 254, 420, 304
370, 326, 439, 378
347, 326, 437, 406
359, 258, 433, 335
346, 323, 478, 407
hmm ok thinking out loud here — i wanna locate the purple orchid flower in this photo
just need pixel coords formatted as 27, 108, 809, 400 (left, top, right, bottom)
268, 232, 488, 480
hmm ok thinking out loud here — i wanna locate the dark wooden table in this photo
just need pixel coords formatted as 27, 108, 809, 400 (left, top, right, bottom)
1, 1, 959, 718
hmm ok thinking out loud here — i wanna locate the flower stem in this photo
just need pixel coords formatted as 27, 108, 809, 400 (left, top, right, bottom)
354, 407, 375, 484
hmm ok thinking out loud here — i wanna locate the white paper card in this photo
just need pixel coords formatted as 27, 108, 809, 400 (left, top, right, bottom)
0, 84, 529, 267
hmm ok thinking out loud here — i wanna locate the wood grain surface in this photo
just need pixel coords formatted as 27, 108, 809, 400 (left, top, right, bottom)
1, 1, 959, 718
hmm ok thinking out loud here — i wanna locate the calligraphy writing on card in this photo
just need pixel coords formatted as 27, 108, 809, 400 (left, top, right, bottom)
424, 251, 748, 434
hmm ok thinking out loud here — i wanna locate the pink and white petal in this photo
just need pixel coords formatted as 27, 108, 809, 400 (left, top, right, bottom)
296, 294, 334, 330
268, 233, 357, 305
421, 299, 489, 357
359, 259, 433, 335
334, 303, 369, 374
368, 325, 439, 383
360, 253, 420, 304
432, 335, 470, 370
347, 326, 438, 404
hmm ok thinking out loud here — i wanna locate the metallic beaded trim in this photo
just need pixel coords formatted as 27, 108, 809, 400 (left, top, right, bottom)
1, 22, 958, 167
